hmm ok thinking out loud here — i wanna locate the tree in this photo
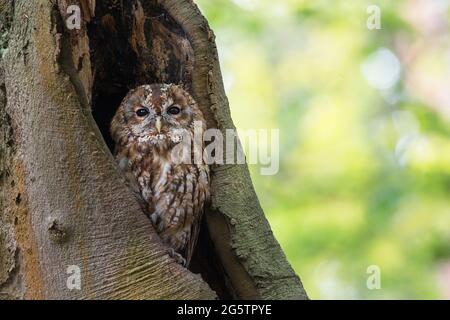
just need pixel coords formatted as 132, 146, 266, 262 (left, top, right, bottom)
0, 0, 307, 300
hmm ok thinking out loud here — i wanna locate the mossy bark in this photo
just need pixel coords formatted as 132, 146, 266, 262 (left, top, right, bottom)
0, 0, 308, 300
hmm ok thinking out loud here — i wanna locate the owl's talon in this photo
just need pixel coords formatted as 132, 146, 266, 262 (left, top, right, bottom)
168, 248, 187, 267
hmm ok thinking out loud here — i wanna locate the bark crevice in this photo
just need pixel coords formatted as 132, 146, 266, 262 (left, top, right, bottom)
0, 55, 24, 300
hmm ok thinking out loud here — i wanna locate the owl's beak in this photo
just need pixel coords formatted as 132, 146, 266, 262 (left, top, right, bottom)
155, 116, 162, 133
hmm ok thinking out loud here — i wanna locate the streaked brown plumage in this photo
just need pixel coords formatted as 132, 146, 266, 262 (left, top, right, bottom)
110, 84, 209, 266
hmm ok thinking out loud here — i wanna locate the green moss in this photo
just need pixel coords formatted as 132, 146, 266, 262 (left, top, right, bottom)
0, 0, 13, 54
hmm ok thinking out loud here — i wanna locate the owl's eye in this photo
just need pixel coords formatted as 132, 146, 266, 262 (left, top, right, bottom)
167, 106, 181, 115
136, 108, 149, 117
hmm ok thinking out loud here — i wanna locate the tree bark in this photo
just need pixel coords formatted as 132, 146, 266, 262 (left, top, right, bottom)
0, 0, 308, 300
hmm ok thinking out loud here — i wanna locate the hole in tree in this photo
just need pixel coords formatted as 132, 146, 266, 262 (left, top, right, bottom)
88, 0, 232, 299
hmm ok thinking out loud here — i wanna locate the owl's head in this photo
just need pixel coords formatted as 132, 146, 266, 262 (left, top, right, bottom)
111, 84, 205, 147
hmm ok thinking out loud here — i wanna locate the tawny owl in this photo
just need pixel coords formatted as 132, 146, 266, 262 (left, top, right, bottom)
110, 84, 210, 266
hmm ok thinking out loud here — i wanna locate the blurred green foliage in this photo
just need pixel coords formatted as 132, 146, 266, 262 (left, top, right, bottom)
196, 0, 450, 299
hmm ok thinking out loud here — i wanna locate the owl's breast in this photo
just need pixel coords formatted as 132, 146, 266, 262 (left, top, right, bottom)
147, 159, 207, 219
116, 140, 209, 254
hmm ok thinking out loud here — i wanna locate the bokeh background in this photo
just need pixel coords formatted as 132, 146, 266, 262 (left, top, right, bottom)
196, 0, 450, 299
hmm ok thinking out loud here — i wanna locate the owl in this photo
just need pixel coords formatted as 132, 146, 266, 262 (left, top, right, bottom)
110, 84, 210, 266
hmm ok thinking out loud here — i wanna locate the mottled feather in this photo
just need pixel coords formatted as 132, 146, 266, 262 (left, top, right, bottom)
111, 84, 210, 265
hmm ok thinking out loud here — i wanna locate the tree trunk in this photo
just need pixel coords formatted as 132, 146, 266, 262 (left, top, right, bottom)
0, 0, 308, 300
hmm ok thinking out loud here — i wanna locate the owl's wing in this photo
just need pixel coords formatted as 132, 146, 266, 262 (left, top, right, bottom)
124, 170, 148, 214
115, 153, 148, 214
184, 166, 210, 267
184, 208, 203, 267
